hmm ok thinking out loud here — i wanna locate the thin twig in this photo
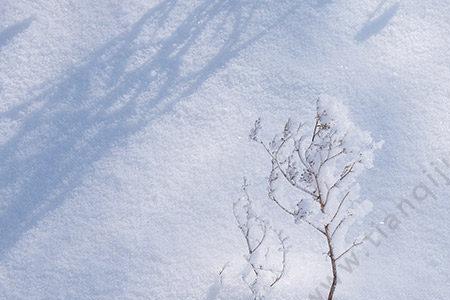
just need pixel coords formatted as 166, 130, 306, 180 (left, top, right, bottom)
329, 191, 350, 225
336, 241, 363, 261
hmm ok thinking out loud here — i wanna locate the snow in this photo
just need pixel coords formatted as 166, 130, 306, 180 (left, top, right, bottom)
1, 0, 450, 299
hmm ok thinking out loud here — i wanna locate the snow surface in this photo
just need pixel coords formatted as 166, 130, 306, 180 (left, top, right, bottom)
1, 0, 450, 299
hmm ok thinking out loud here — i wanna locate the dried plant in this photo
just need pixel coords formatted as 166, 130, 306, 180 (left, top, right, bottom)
233, 178, 288, 300
250, 96, 381, 300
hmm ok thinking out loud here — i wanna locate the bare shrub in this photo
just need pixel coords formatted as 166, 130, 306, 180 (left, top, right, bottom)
249, 96, 382, 300
233, 178, 288, 300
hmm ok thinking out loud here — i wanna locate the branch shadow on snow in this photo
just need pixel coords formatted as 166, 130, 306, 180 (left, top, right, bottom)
0, 17, 34, 50
355, 1, 399, 42
0, 0, 298, 257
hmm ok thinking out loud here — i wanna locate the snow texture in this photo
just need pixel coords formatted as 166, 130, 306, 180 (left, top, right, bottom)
1, 0, 450, 299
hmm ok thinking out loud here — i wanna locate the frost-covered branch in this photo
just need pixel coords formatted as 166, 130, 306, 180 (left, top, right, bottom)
249, 96, 382, 300
233, 178, 289, 299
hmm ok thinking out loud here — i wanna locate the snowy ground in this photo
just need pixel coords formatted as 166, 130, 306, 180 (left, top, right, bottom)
1, 0, 450, 299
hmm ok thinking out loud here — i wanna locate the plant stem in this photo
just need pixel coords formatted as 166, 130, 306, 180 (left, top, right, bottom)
325, 224, 338, 300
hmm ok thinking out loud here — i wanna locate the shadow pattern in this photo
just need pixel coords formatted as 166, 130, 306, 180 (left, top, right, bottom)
0, 0, 298, 257
0, 17, 33, 50
355, 1, 399, 41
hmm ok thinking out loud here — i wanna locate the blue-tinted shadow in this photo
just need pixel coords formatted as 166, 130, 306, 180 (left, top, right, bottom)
355, 2, 399, 42
0, 17, 33, 49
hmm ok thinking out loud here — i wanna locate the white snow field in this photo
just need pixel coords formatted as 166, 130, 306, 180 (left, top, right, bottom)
1, 0, 450, 299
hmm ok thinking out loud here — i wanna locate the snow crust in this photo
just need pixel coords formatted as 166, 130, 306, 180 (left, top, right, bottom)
1, 0, 450, 299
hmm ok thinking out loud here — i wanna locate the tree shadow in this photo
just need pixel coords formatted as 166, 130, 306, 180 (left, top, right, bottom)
355, 1, 399, 42
0, 0, 299, 257
314, 0, 333, 8
0, 17, 34, 49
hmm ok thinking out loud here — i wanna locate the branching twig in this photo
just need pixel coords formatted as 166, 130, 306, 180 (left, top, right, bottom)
233, 178, 289, 299
247, 97, 378, 300
336, 240, 363, 261
270, 232, 288, 287
329, 191, 350, 225
331, 217, 347, 239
